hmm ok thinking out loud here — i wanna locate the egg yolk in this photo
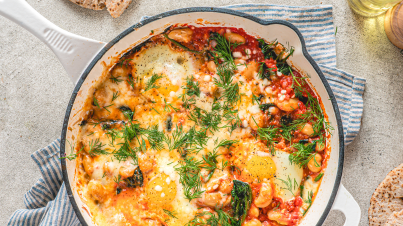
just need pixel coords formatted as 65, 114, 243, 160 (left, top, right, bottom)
246, 155, 277, 180
146, 173, 177, 205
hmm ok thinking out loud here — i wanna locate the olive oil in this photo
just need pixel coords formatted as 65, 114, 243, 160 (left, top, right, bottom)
348, 0, 402, 17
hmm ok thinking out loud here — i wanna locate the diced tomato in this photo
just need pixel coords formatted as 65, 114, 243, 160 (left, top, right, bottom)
294, 196, 303, 207
293, 101, 307, 117
265, 58, 277, 72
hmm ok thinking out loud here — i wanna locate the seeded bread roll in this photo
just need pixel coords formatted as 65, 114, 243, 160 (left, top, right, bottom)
368, 164, 403, 226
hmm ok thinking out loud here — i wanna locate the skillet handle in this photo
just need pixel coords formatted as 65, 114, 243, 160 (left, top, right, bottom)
331, 184, 361, 225
0, 0, 106, 84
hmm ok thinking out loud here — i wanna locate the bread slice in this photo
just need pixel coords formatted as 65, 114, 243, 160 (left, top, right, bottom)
105, 0, 132, 18
385, 209, 403, 226
368, 164, 403, 226
68, 0, 106, 10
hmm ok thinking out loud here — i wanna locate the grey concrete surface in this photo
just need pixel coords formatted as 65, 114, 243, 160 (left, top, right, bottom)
0, 0, 402, 225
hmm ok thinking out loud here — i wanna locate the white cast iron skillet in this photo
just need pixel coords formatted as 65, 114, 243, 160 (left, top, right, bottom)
0, 0, 361, 225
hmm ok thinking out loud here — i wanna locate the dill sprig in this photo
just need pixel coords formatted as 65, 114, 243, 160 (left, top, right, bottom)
182, 76, 201, 97
186, 209, 234, 226
214, 139, 238, 151
214, 64, 240, 105
165, 124, 188, 152
103, 103, 114, 113
164, 99, 179, 112
110, 75, 122, 84
127, 76, 136, 90
60, 140, 84, 160
144, 125, 165, 151
303, 190, 314, 216
163, 209, 178, 219
145, 73, 163, 91
278, 175, 297, 196
289, 142, 316, 167
93, 97, 101, 109
188, 103, 222, 134
88, 138, 108, 156
210, 33, 238, 69
175, 157, 204, 201
112, 91, 120, 102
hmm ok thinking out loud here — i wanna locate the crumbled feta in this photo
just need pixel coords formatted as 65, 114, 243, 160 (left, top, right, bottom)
265, 87, 273, 94
248, 104, 261, 114
232, 52, 243, 58
242, 120, 249, 128
155, 185, 162, 191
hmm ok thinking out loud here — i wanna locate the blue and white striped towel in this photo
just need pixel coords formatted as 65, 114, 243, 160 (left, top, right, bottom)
7, 4, 366, 226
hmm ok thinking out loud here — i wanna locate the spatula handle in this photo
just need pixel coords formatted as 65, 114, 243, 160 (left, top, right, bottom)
0, 0, 106, 84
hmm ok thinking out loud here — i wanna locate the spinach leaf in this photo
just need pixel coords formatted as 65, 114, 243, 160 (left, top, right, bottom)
231, 180, 252, 226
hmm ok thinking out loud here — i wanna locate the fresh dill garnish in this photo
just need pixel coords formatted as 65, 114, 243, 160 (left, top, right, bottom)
103, 103, 114, 113
273, 202, 280, 211
119, 106, 134, 120
110, 75, 122, 84
145, 73, 163, 91
278, 175, 296, 196
113, 174, 122, 184
120, 59, 133, 68
105, 128, 119, 145
188, 103, 222, 133
210, 33, 238, 69
165, 124, 188, 152
88, 138, 108, 156
163, 209, 178, 219
186, 209, 234, 226
253, 118, 279, 154
214, 64, 240, 104
112, 121, 144, 163
303, 190, 314, 216
175, 157, 204, 201
164, 99, 179, 112
144, 125, 165, 151
281, 46, 295, 62
151, 108, 160, 114
127, 76, 136, 90
182, 76, 201, 97
289, 142, 316, 167
252, 93, 260, 105
214, 139, 238, 151
112, 91, 120, 101
185, 127, 209, 153
60, 140, 84, 160
93, 97, 101, 109
202, 150, 221, 182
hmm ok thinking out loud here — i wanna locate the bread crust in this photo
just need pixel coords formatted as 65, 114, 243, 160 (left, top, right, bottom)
68, 0, 106, 10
